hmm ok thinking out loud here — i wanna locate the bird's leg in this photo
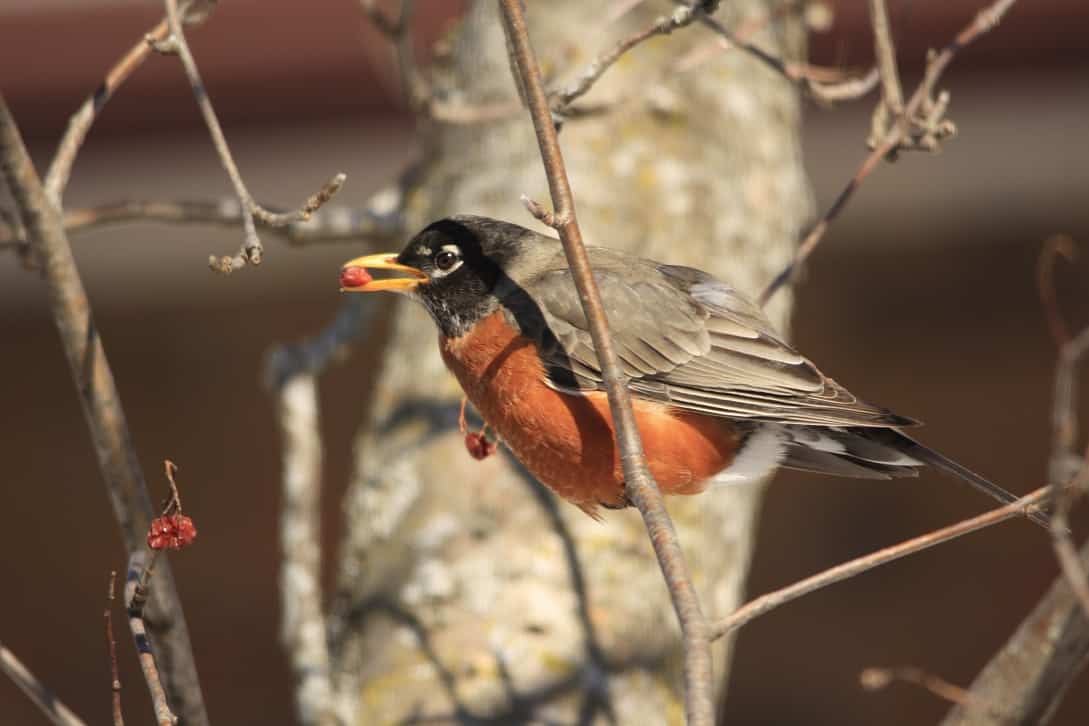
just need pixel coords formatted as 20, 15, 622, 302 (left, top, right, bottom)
458, 396, 469, 434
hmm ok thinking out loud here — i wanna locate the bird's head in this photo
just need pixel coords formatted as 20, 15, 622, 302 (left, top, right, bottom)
340, 215, 543, 337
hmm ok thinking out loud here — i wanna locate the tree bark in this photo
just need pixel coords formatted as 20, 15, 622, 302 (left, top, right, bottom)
329, 2, 811, 722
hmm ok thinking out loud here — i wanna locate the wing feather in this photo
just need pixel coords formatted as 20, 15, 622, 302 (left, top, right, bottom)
505, 251, 914, 429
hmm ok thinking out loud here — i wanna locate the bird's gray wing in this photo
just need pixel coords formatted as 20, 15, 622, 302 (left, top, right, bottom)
506, 257, 915, 428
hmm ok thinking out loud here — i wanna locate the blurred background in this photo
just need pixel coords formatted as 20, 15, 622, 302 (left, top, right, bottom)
2, 1, 1087, 724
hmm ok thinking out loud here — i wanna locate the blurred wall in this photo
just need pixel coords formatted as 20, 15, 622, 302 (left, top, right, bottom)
2, 1, 1088, 724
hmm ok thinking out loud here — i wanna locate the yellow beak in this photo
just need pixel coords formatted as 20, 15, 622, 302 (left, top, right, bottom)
339, 253, 429, 293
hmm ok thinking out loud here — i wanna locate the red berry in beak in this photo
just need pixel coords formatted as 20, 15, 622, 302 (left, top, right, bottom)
340, 266, 372, 289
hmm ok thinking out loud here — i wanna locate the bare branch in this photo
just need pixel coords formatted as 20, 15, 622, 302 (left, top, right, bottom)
695, 14, 880, 105
160, 0, 346, 273
0, 202, 32, 266
1037, 235, 1077, 348
430, 3, 873, 127
758, 141, 887, 306
861, 666, 978, 711
125, 552, 177, 726
552, 1, 718, 110
1037, 236, 1089, 617
866, 0, 905, 149
1049, 331, 1089, 619
105, 572, 125, 726
357, 0, 429, 112
0, 186, 408, 250
43, 19, 171, 206
395, 0, 430, 112
760, 0, 1022, 304
940, 538, 1089, 725
711, 488, 1049, 640
498, 2, 714, 724
0, 94, 208, 725
0, 643, 87, 726
42, 1, 217, 206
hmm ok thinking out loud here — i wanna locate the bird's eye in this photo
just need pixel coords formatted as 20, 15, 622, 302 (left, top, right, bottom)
435, 249, 459, 271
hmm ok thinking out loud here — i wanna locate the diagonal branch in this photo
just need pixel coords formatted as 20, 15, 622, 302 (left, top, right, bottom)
43, 1, 219, 208
497, 2, 715, 725
760, 0, 1021, 305
0, 643, 88, 726
43, 18, 171, 206
0, 94, 208, 726
552, 0, 719, 110
940, 537, 1089, 725
711, 488, 1049, 640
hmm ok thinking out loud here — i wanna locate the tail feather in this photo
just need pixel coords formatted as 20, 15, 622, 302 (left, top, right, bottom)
866, 429, 1051, 530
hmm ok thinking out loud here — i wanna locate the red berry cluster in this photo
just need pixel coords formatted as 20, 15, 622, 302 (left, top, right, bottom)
464, 431, 497, 461
147, 514, 198, 551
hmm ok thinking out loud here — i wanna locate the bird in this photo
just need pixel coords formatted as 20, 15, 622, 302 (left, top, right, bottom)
340, 214, 1047, 528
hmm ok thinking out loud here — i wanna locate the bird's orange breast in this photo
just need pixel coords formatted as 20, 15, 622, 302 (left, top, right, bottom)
440, 311, 740, 515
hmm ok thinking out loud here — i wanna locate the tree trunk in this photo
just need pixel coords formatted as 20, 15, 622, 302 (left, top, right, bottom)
328, 2, 811, 722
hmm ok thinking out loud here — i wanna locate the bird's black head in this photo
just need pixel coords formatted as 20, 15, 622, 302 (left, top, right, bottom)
341, 215, 538, 338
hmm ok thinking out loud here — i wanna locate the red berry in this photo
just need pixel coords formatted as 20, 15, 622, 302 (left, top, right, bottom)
340, 266, 372, 289
464, 432, 497, 461
146, 514, 198, 550
173, 515, 197, 548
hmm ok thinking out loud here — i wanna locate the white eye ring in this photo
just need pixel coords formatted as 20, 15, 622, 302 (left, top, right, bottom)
433, 244, 462, 275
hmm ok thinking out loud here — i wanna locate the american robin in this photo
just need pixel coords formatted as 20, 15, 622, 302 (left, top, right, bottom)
341, 215, 1047, 528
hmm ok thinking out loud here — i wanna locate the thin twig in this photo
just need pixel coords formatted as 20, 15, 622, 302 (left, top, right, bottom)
861, 666, 972, 706
160, 0, 346, 273
711, 488, 1049, 640
497, 2, 714, 724
552, 1, 718, 110
695, 14, 880, 105
105, 571, 125, 726
1037, 235, 1077, 348
125, 552, 177, 726
395, 0, 430, 112
0, 643, 87, 726
860, 666, 1004, 717
0, 94, 208, 725
43, 19, 172, 206
358, 0, 429, 112
760, 0, 1021, 305
866, 0, 905, 149
0, 192, 406, 250
432, 3, 873, 126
